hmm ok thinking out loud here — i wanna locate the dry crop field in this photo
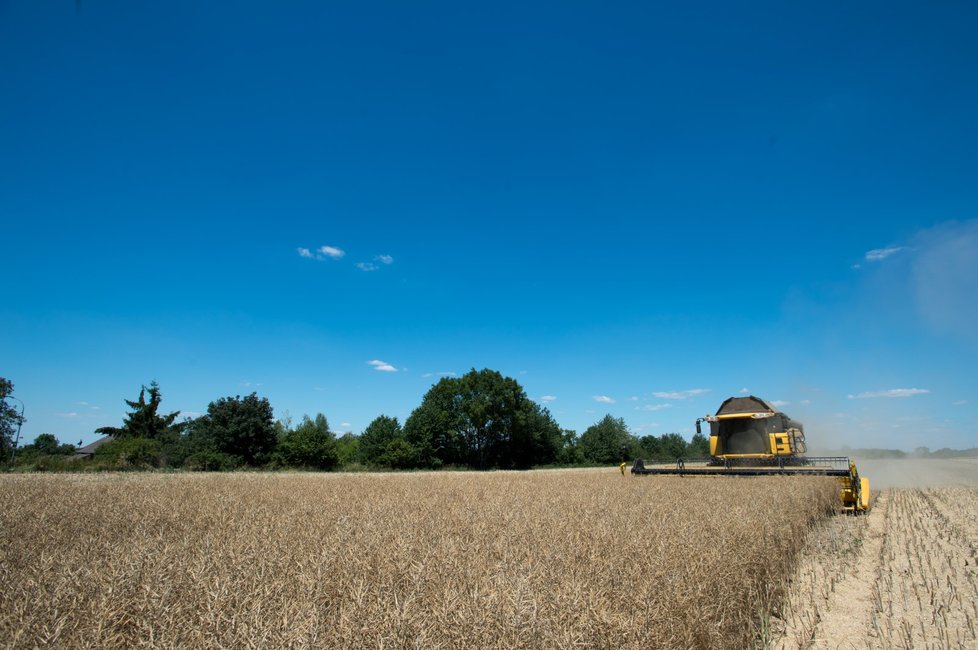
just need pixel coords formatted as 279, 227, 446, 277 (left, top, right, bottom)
1, 470, 837, 649
773, 460, 978, 650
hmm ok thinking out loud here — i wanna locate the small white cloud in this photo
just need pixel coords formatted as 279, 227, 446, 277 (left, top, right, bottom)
356, 262, 378, 272
58, 412, 80, 419
952, 400, 967, 406
297, 247, 314, 258
653, 389, 710, 400
865, 246, 905, 262
341, 422, 351, 428
800, 399, 811, 405
627, 396, 639, 401
368, 360, 398, 372
739, 387, 749, 394
847, 388, 929, 399
319, 245, 345, 259
637, 403, 671, 412
771, 400, 790, 407
539, 395, 557, 402
592, 395, 616, 404
376, 254, 394, 265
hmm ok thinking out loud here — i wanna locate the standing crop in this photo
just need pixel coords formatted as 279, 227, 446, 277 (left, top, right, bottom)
0, 471, 836, 648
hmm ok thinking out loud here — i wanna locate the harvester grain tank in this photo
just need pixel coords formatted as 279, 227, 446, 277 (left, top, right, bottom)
631, 396, 871, 512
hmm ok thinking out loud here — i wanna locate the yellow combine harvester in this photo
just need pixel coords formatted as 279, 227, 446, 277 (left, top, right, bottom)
631, 395, 871, 512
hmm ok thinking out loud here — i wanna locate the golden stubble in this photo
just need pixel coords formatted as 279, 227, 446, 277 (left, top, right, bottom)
0, 470, 837, 649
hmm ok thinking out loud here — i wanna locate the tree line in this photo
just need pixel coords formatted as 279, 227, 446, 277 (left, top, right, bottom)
1, 371, 708, 471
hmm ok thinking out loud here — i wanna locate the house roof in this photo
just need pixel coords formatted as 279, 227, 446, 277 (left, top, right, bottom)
74, 436, 114, 457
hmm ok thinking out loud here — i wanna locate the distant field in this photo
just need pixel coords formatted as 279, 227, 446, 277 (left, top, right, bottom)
848, 457, 978, 488
0, 471, 837, 649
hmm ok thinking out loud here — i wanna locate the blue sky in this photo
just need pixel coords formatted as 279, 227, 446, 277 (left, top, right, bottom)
2, 1, 977, 451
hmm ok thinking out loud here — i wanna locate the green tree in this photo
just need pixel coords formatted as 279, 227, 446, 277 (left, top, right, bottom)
658, 433, 689, 458
579, 415, 634, 464
403, 379, 457, 468
193, 393, 277, 466
404, 369, 561, 469
1, 377, 25, 459
689, 432, 710, 456
359, 415, 408, 466
639, 434, 663, 458
96, 381, 183, 441
376, 438, 419, 469
12, 433, 76, 467
33, 433, 61, 455
277, 414, 338, 469
335, 432, 360, 467
94, 437, 164, 468
555, 429, 584, 465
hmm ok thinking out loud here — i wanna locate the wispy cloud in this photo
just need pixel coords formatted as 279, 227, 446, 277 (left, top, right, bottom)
637, 403, 671, 412
356, 254, 394, 271
865, 246, 905, 261
319, 245, 345, 259
368, 360, 398, 372
653, 388, 709, 400
739, 387, 750, 394
60, 411, 104, 421
592, 395, 616, 404
847, 388, 929, 399
539, 395, 557, 402
298, 245, 346, 261
771, 400, 790, 407
422, 371, 456, 378
952, 400, 967, 406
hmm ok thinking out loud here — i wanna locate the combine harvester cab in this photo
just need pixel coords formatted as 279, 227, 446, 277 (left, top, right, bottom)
631, 395, 871, 513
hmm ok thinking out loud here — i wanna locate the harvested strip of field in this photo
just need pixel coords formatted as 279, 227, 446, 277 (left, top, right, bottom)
0, 471, 836, 648
775, 485, 978, 650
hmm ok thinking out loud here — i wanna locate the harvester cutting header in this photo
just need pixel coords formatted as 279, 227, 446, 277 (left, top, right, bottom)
632, 395, 871, 512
